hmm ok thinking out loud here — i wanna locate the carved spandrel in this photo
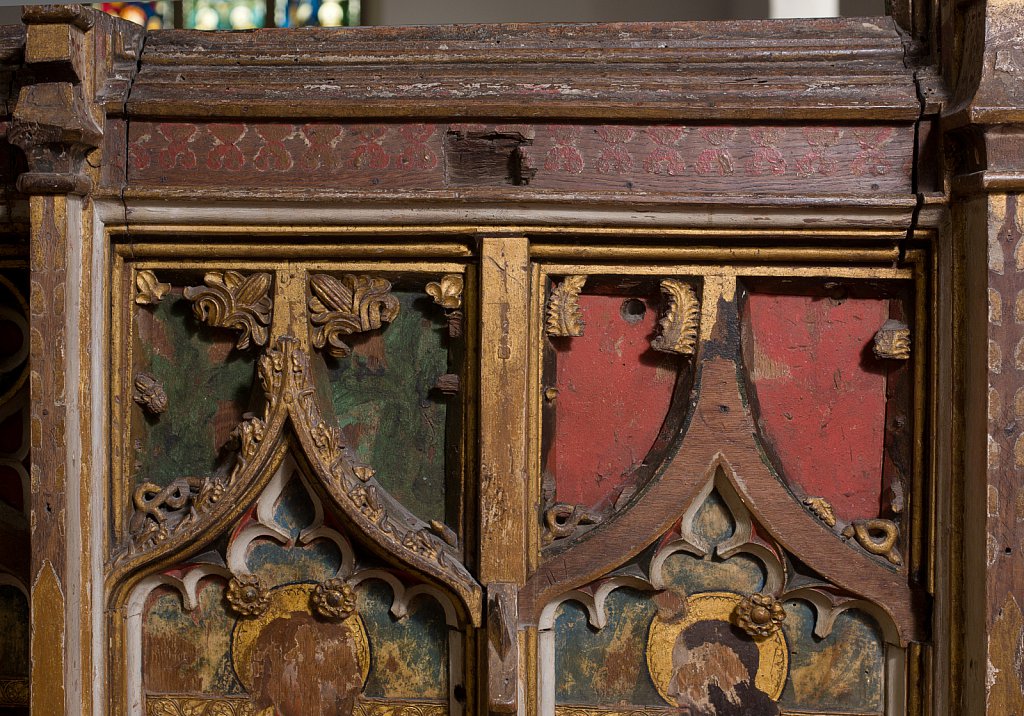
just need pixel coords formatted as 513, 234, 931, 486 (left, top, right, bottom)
308, 273, 401, 357
183, 270, 273, 350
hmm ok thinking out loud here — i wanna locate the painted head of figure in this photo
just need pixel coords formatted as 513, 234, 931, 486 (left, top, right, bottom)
667, 620, 779, 716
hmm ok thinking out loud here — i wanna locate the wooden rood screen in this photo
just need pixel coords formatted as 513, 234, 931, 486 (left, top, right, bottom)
2, 2, 1024, 715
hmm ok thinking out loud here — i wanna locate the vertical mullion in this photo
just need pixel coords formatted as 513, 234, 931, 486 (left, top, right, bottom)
477, 235, 531, 585
478, 235, 531, 716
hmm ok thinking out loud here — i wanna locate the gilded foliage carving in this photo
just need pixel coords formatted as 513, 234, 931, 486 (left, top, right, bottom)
652, 279, 700, 355
546, 275, 587, 337
872, 319, 910, 360
145, 696, 257, 716
183, 271, 273, 349
426, 274, 464, 337
803, 496, 837, 527
353, 700, 447, 716
425, 274, 463, 310
144, 697, 446, 716
308, 273, 401, 357
135, 270, 170, 305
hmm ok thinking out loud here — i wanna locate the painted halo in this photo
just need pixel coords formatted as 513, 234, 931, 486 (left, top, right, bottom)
646, 591, 788, 703
231, 582, 370, 691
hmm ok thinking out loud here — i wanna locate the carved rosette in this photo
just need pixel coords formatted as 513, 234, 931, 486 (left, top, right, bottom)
734, 593, 786, 638
312, 578, 358, 621
308, 273, 401, 357
226, 574, 270, 617
133, 372, 168, 415
135, 270, 170, 305
652, 279, 700, 355
183, 271, 273, 349
546, 275, 587, 337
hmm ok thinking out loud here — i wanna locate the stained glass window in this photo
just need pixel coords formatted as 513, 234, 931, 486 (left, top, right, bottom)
97, 0, 360, 29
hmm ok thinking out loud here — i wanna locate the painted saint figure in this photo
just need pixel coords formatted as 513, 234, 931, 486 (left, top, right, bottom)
667, 619, 779, 716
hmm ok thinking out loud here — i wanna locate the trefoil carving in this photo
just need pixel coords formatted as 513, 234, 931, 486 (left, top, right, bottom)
546, 275, 587, 337
308, 273, 401, 357
651, 279, 700, 355
426, 274, 464, 337
183, 271, 273, 349
134, 270, 170, 305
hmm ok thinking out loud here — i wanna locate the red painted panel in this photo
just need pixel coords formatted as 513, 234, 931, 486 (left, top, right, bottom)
745, 293, 887, 522
547, 295, 678, 511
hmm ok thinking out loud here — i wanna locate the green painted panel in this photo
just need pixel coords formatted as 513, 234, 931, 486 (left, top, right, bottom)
143, 580, 242, 695
358, 580, 448, 700
555, 589, 662, 706
326, 290, 449, 526
779, 599, 885, 713
134, 293, 256, 488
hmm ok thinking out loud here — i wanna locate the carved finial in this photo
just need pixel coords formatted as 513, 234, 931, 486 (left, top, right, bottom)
183, 271, 273, 350
135, 270, 170, 305
133, 372, 167, 415
734, 593, 786, 638
308, 274, 400, 358
842, 518, 902, 566
873, 319, 910, 360
652, 279, 700, 355
545, 275, 586, 337
804, 496, 837, 527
